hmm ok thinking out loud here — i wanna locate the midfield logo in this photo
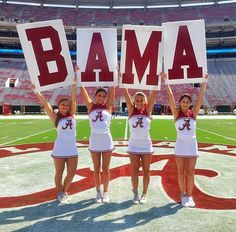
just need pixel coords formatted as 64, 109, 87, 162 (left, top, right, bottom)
0, 141, 236, 210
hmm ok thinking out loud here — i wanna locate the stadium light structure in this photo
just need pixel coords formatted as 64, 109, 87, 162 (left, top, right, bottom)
147, 4, 179, 8
112, 6, 145, 9
218, 0, 236, 4
78, 5, 110, 9
43, 4, 76, 8
181, 2, 215, 7
6, 1, 41, 6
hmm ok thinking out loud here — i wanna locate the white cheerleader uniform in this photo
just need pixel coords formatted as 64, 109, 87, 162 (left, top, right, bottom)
128, 107, 153, 155
51, 113, 78, 158
88, 103, 114, 152
174, 110, 198, 158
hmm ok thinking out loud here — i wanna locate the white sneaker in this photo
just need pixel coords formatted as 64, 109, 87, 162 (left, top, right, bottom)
95, 191, 103, 203
181, 196, 189, 207
57, 192, 70, 203
102, 192, 110, 203
57, 192, 64, 202
139, 194, 147, 204
187, 196, 195, 208
132, 190, 139, 205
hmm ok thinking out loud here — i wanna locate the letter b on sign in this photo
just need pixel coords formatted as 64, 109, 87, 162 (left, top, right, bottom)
26, 26, 67, 86
17, 19, 74, 91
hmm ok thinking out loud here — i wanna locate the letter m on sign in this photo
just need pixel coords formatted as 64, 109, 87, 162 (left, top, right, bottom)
120, 25, 164, 90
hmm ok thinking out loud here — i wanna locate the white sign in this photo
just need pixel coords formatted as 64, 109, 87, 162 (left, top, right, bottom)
120, 25, 164, 90
163, 19, 207, 84
17, 19, 74, 91
77, 28, 118, 87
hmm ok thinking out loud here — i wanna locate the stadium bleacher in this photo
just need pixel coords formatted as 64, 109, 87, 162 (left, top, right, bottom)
1, 4, 236, 26
0, 58, 236, 110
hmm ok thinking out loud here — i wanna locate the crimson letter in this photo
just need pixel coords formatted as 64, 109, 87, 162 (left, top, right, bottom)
26, 26, 68, 86
122, 30, 162, 85
168, 26, 203, 80
81, 33, 113, 82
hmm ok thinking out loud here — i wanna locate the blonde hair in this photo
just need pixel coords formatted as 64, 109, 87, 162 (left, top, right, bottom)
133, 92, 147, 104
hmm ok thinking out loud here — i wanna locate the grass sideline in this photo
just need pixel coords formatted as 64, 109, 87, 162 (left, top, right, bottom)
0, 116, 236, 146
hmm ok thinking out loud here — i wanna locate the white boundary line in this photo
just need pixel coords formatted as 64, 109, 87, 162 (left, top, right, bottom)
197, 127, 236, 142
124, 118, 128, 140
0, 128, 55, 146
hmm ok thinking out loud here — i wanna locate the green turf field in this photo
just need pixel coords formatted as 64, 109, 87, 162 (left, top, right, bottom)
0, 117, 236, 146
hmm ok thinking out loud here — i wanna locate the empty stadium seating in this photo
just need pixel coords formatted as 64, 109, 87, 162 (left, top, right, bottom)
1, 4, 236, 26
0, 58, 236, 111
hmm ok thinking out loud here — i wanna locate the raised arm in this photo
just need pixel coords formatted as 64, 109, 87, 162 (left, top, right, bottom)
192, 74, 208, 118
32, 85, 56, 123
161, 73, 178, 119
80, 87, 93, 112
124, 88, 134, 117
69, 68, 78, 116
146, 90, 157, 116
106, 86, 115, 111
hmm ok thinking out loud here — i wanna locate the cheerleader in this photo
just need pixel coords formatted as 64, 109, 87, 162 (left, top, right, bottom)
32, 68, 78, 203
80, 86, 115, 203
124, 88, 157, 204
161, 73, 208, 207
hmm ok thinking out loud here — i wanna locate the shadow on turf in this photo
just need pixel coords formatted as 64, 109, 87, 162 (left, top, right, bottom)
0, 199, 182, 231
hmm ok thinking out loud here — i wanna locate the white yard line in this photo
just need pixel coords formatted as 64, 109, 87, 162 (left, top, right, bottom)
0, 122, 17, 127
0, 128, 55, 146
197, 127, 236, 142
0, 136, 8, 140
124, 118, 128, 140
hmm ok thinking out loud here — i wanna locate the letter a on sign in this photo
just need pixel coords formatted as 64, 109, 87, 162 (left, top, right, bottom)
77, 28, 118, 87
17, 19, 74, 91
163, 20, 207, 84
120, 25, 163, 90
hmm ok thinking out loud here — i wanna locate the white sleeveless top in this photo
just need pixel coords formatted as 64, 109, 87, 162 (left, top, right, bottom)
129, 107, 151, 140
56, 114, 76, 138
89, 104, 111, 134
175, 110, 196, 139
52, 113, 78, 158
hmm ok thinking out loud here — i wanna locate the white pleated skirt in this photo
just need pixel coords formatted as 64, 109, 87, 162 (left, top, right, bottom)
128, 137, 153, 155
51, 137, 78, 158
89, 132, 114, 153
174, 137, 198, 158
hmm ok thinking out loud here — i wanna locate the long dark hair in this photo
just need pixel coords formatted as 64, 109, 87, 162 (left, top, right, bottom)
95, 88, 107, 96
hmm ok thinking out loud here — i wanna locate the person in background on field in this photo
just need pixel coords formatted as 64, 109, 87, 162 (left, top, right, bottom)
161, 72, 208, 207
80, 85, 115, 203
124, 88, 157, 204
32, 67, 79, 203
